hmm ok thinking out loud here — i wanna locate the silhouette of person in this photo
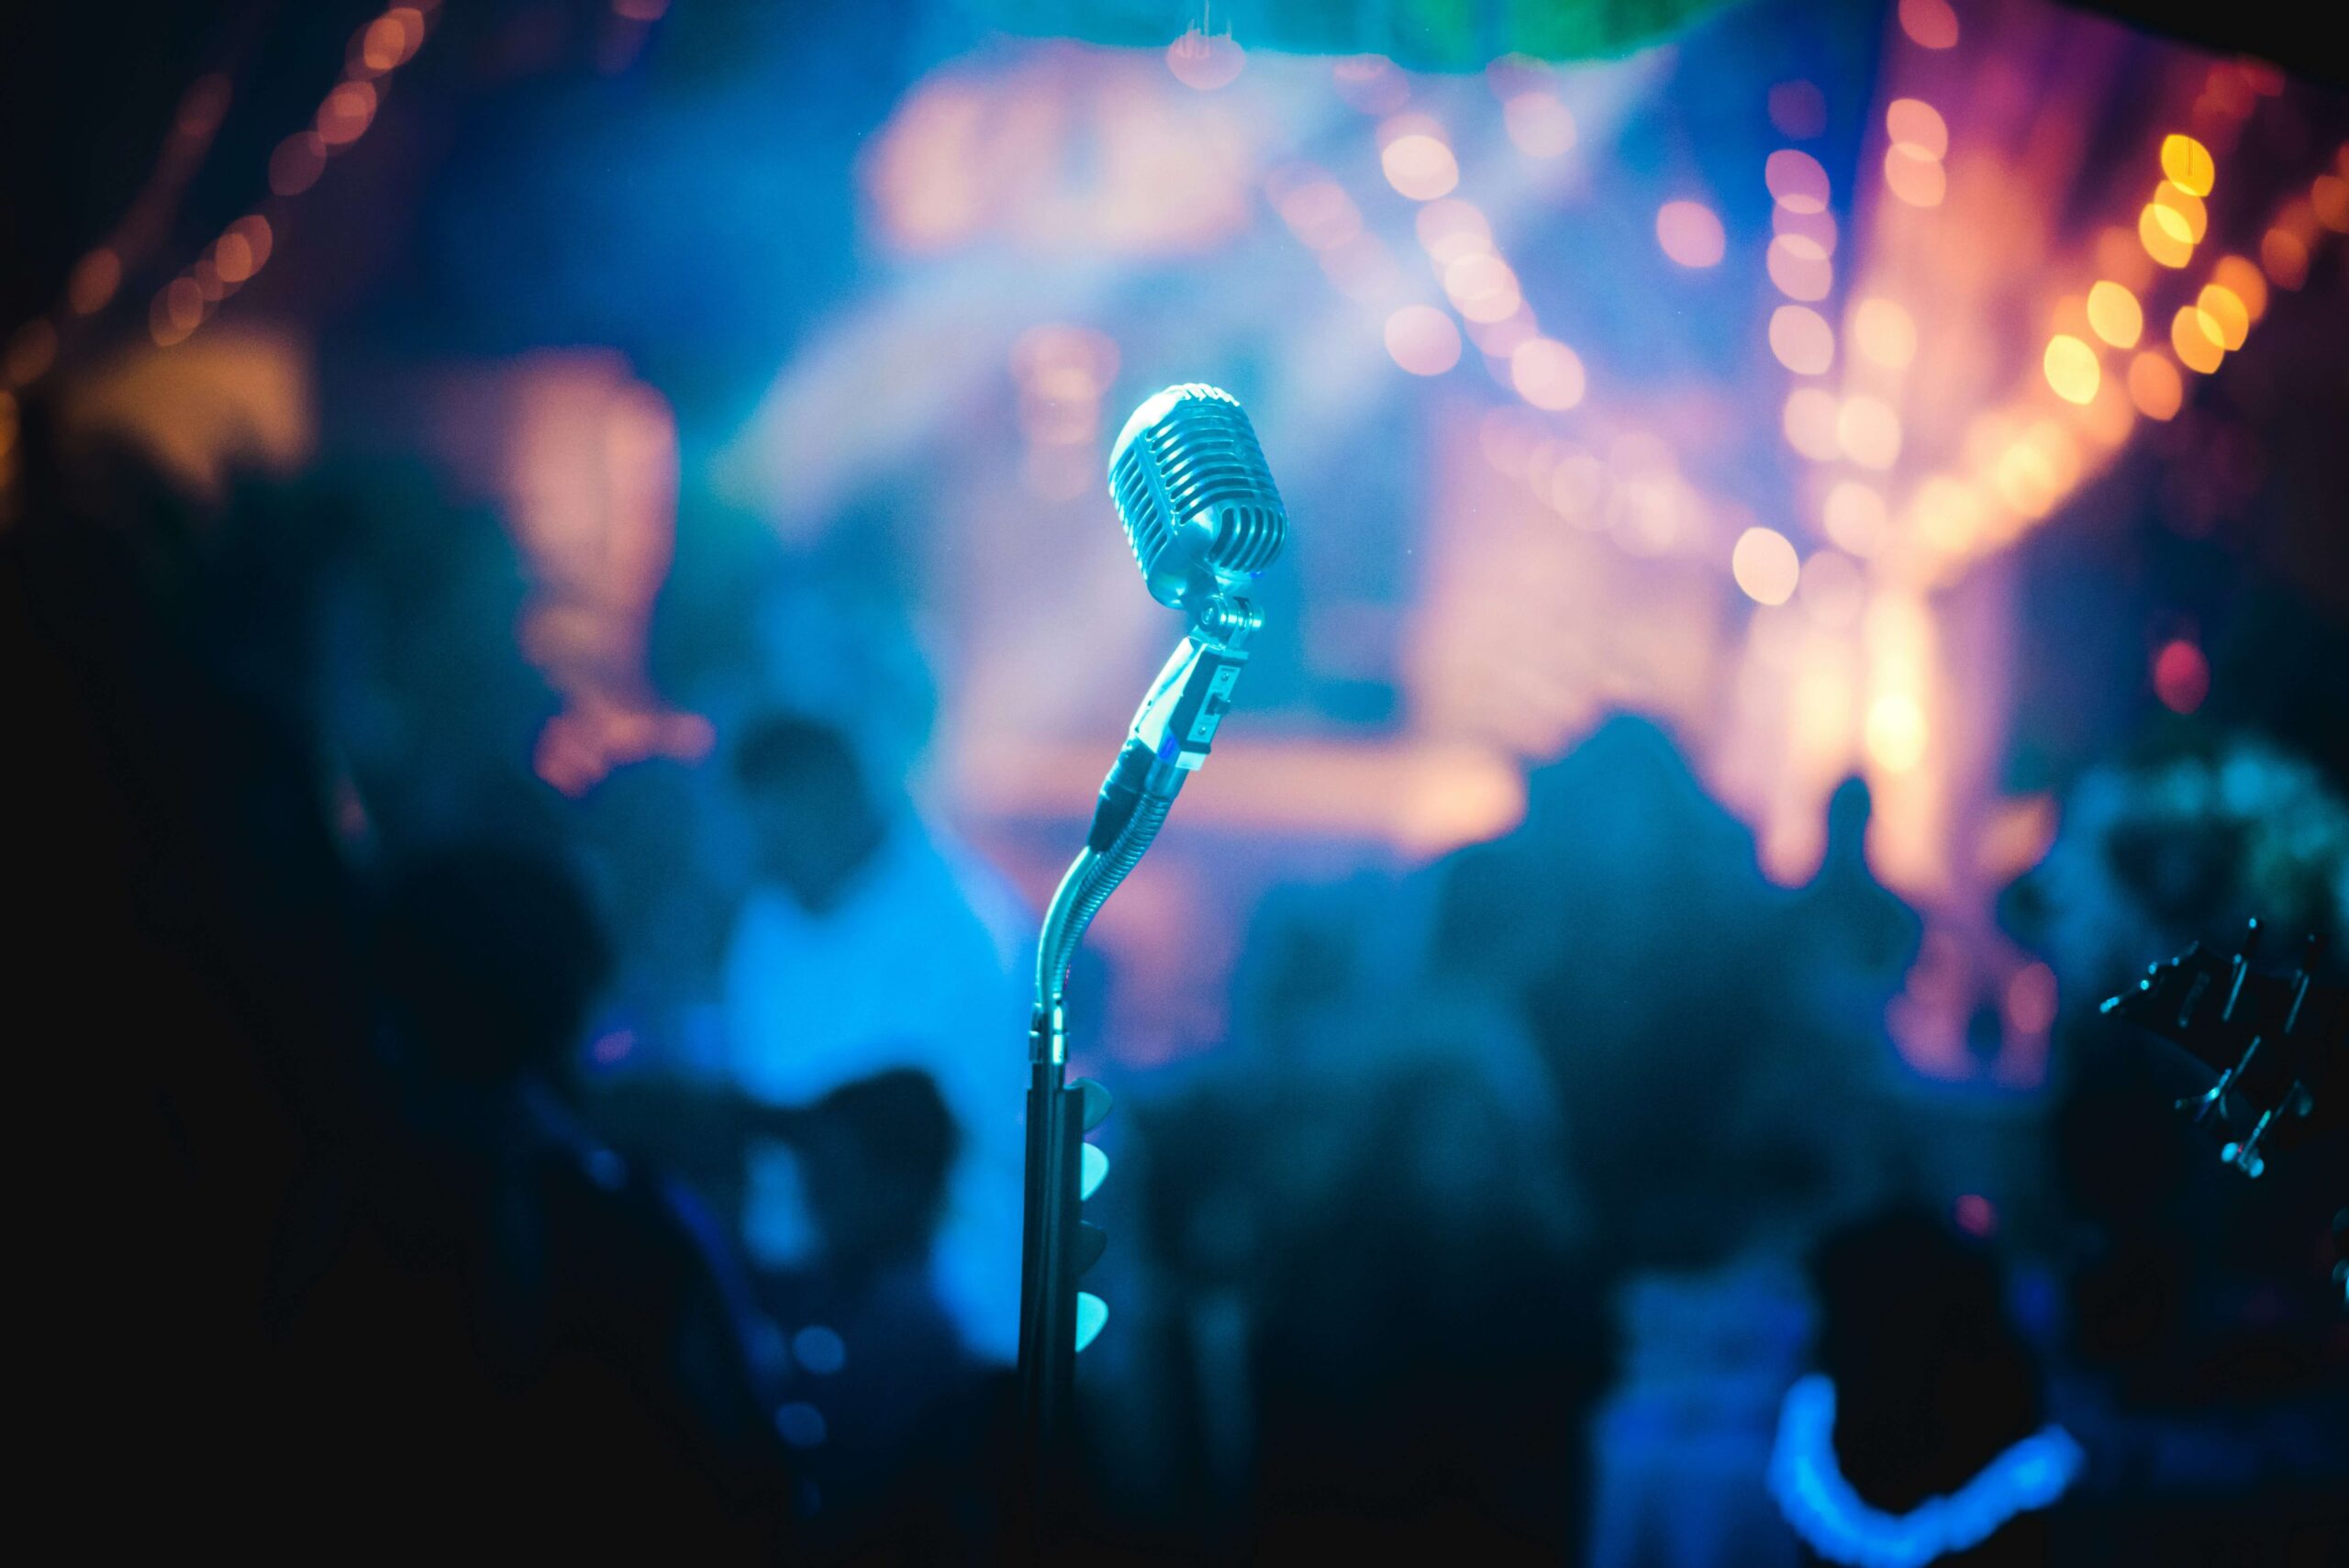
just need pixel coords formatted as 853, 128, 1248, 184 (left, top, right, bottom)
718, 713, 1028, 1365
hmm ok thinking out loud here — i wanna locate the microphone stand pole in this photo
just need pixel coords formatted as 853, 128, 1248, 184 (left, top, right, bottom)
1015, 596, 1258, 1552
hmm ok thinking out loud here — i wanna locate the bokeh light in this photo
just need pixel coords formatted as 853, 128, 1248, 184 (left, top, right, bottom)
1885, 98, 1948, 159
1384, 306, 1463, 376
2084, 281, 2142, 348
1822, 482, 1887, 555
1783, 388, 1842, 461
2043, 335, 2100, 405
1655, 201, 1726, 268
269, 131, 328, 195
2170, 305, 2224, 373
1381, 130, 1460, 201
1768, 80, 1826, 139
1898, 0, 1960, 50
2159, 133, 2215, 196
1510, 338, 1586, 410
1765, 150, 1831, 213
1769, 306, 1835, 374
1853, 298, 1917, 368
2261, 226, 2309, 288
1443, 253, 1523, 322
1503, 93, 1577, 158
1731, 527, 1801, 606
1415, 200, 1491, 266
1837, 395, 1901, 469
317, 80, 377, 148
2153, 638, 2210, 713
2140, 202, 2194, 268
2197, 284, 2249, 350
1766, 235, 1833, 301
2153, 182, 2209, 244
1883, 144, 1947, 206
2210, 255, 2267, 321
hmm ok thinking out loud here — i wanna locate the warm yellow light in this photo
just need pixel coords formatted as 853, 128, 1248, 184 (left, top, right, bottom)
1783, 387, 1842, 461
2085, 281, 2143, 348
1886, 98, 1949, 159
2043, 335, 2100, 405
1866, 693, 1928, 772
2154, 183, 2208, 243
1853, 298, 1917, 368
1823, 482, 1887, 555
1732, 526, 1802, 606
1769, 306, 1836, 374
1510, 338, 1586, 410
2171, 306, 2224, 373
2160, 134, 2215, 197
2197, 284, 2249, 350
2210, 255, 2267, 321
1381, 134, 1460, 201
1383, 306, 1462, 376
2140, 204, 2194, 268
2126, 352, 2183, 419
1838, 395, 1902, 469
1883, 145, 1946, 206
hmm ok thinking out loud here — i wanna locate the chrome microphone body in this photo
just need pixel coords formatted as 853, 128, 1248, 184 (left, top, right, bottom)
1034, 384, 1288, 1053
1018, 385, 1286, 1498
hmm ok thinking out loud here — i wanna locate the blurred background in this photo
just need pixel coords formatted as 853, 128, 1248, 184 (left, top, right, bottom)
9, 0, 2345, 1560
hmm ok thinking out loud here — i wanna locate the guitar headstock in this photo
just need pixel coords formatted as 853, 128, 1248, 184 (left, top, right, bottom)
2100, 919, 2344, 1179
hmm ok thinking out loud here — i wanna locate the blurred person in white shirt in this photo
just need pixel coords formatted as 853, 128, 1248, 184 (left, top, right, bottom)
720, 712, 1029, 1364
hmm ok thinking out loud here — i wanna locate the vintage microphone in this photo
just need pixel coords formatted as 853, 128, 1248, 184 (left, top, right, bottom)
1017, 383, 1287, 1524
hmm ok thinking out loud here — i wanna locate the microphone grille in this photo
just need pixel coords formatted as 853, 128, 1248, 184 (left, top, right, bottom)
1108, 384, 1286, 610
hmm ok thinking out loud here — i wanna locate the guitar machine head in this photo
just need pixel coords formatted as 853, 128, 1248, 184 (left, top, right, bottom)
2100, 918, 2344, 1181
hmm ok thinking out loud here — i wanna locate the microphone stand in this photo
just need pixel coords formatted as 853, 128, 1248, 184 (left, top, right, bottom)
1016, 593, 1260, 1549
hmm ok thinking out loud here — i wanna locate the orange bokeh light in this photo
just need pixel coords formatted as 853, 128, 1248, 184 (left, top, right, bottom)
1898, 0, 1959, 50
2170, 306, 2224, 373
2159, 134, 2215, 196
2126, 353, 2183, 419
2140, 203, 2194, 268
2210, 255, 2266, 321
1884, 145, 1946, 206
1886, 98, 1948, 159
2197, 284, 2249, 350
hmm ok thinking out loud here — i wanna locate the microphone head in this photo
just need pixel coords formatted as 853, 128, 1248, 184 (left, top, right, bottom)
1108, 384, 1286, 613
